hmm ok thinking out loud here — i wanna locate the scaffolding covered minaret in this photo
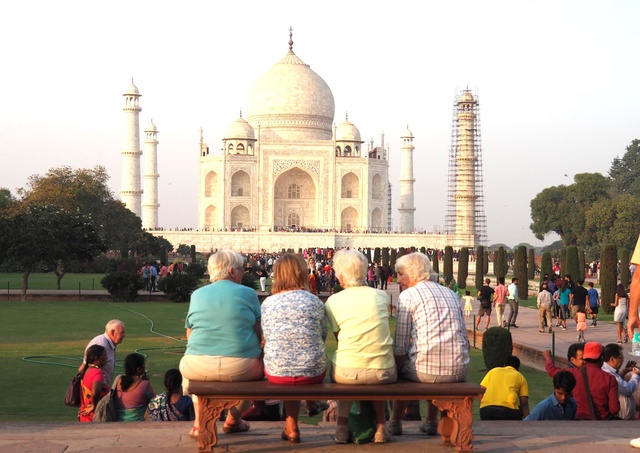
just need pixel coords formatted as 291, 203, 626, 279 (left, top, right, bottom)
445, 89, 487, 247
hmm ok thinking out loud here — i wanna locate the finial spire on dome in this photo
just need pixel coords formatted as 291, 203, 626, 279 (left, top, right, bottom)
288, 26, 294, 52
239, 109, 243, 119
346, 112, 349, 121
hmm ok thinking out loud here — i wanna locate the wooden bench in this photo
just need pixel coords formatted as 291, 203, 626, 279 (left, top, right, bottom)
188, 379, 485, 452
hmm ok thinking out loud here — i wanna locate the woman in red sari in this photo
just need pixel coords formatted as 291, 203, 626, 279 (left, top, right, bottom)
79, 344, 109, 422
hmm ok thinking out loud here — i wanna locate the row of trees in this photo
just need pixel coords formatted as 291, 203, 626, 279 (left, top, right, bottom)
530, 139, 640, 255
0, 166, 174, 301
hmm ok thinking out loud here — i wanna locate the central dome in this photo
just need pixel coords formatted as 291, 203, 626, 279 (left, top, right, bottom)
245, 49, 335, 141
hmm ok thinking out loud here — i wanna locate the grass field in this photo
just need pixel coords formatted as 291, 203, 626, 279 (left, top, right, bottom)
0, 273, 107, 291
0, 300, 553, 422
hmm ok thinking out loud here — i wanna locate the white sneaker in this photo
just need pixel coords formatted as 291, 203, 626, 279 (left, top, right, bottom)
630, 437, 640, 448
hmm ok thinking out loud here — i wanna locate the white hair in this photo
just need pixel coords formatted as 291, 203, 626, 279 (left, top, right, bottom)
395, 252, 436, 283
105, 319, 125, 333
208, 250, 245, 282
332, 249, 368, 288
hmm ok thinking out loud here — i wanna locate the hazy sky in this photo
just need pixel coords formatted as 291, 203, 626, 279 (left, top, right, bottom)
2, 0, 639, 248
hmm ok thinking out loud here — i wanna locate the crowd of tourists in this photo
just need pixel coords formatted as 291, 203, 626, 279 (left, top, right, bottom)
75, 237, 640, 447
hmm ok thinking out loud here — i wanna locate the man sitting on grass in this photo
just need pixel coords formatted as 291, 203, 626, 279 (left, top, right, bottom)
525, 371, 577, 420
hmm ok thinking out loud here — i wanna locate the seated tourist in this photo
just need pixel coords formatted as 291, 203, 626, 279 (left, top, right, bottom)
325, 249, 396, 444
115, 353, 156, 421
261, 253, 327, 444
544, 342, 619, 419
147, 368, 194, 421
479, 356, 530, 420
601, 343, 640, 420
524, 371, 577, 420
388, 252, 470, 436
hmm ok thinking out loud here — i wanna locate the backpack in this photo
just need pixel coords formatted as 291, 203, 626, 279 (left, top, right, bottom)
93, 376, 121, 422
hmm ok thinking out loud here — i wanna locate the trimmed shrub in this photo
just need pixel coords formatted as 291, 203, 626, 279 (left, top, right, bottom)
419, 246, 426, 254
475, 245, 485, 290
559, 248, 567, 277
620, 248, 631, 287
381, 248, 390, 267
495, 246, 506, 280
185, 262, 206, 279
101, 271, 144, 302
390, 248, 397, 275
444, 246, 454, 285
482, 327, 513, 370
242, 271, 258, 290
528, 248, 535, 280
566, 246, 580, 282
578, 249, 586, 282
515, 246, 528, 300
483, 249, 489, 275
541, 251, 552, 278
374, 247, 381, 264
432, 251, 440, 275
457, 247, 469, 289
158, 272, 200, 303
601, 244, 617, 314
190, 245, 196, 264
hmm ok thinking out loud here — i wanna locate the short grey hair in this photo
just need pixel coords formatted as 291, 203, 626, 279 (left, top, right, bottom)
333, 249, 368, 288
208, 250, 245, 282
395, 252, 436, 283
105, 319, 125, 333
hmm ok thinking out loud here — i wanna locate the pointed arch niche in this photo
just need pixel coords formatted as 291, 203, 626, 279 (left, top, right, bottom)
341, 172, 359, 198
230, 205, 250, 229
205, 205, 216, 228
371, 207, 383, 231
341, 206, 359, 231
231, 170, 250, 197
205, 171, 218, 197
274, 167, 317, 229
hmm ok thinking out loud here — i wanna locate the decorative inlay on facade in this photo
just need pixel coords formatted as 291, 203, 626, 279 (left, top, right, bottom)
273, 160, 320, 178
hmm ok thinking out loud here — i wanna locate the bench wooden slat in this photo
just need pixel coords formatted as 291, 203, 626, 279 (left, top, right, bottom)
188, 379, 484, 400
189, 379, 483, 452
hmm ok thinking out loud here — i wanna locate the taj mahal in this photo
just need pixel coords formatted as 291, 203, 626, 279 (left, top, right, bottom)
120, 31, 486, 253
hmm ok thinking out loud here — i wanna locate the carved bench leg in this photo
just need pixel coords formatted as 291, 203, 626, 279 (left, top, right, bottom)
197, 397, 240, 452
431, 396, 475, 452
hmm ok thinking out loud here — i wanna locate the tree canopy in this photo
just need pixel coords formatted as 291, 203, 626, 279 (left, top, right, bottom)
530, 158, 640, 253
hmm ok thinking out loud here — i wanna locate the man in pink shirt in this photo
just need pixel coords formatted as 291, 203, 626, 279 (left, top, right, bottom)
493, 277, 509, 328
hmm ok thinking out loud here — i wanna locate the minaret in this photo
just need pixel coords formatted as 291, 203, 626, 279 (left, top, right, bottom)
454, 90, 478, 240
142, 119, 159, 229
398, 126, 415, 233
120, 79, 143, 218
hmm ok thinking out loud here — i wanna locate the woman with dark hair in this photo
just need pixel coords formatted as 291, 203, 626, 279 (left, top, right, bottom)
78, 344, 108, 422
115, 353, 156, 421
612, 283, 629, 344
147, 368, 194, 421
262, 253, 327, 443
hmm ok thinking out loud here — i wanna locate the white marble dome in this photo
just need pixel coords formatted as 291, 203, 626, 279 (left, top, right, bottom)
145, 120, 157, 132
336, 117, 361, 141
245, 50, 335, 140
124, 80, 140, 95
225, 116, 255, 140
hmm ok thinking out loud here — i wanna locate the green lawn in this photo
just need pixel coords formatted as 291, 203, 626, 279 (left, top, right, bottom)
0, 301, 552, 422
0, 273, 107, 291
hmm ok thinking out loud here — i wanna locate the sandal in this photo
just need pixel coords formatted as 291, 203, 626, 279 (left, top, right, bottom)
419, 420, 439, 436
334, 424, 349, 444
189, 427, 199, 439
281, 427, 301, 444
222, 419, 250, 434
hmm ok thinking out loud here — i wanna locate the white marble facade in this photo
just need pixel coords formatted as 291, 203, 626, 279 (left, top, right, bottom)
198, 34, 390, 234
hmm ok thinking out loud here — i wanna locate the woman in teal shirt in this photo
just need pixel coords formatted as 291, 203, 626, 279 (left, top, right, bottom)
179, 250, 264, 439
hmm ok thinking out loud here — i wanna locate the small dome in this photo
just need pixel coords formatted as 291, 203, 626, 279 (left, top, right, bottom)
402, 125, 414, 138
460, 91, 474, 102
124, 79, 140, 95
145, 120, 157, 132
336, 117, 361, 142
225, 116, 255, 140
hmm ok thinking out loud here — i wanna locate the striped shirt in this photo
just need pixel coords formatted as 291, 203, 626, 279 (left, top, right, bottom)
394, 280, 470, 377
